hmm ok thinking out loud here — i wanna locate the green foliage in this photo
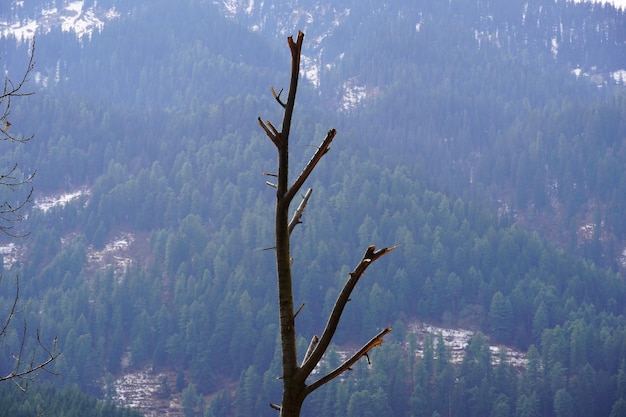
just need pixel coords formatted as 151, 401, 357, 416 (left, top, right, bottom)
489, 292, 514, 343
182, 383, 204, 417
553, 388, 574, 417
0, 383, 142, 417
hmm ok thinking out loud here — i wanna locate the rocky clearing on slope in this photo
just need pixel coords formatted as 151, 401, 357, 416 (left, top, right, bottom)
113, 321, 526, 416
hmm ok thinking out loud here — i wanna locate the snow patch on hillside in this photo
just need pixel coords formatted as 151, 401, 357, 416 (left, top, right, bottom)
410, 322, 528, 368
32, 189, 140, 278
113, 321, 528, 416
215, 0, 351, 92
0, 189, 90, 270
0, 0, 120, 41
0, 242, 20, 270
313, 322, 527, 377
611, 69, 626, 85
222, 0, 239, 17
34, 189, 90, 213
300, 54, 320, 88
114, 367, 182, 417
571, 66, 622, 87
572, 0, 626, 9
87, 232, 135, 279
31, 188, 154, 284
339, 78, 368, 111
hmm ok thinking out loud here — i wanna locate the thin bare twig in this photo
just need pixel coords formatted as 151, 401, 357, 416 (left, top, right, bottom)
1, 39, 36, 144
0, 39, 58, 391
293, 303, 306, 320
0, 280, 59, 390
0, 277, 21, 339
0, 40, 37, 237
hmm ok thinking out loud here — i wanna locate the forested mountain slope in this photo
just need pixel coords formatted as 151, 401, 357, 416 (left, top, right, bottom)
0, 382, 142, 417
220, 0, 626, 270
0, 0, 626, 416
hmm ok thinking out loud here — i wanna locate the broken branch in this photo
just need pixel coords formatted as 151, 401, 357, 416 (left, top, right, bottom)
301, 335, 320, 367
258, 117, 283, 148
271, 87, 286, 108
305, 327, 392, 395
350, 245, 397, 280
1, 325, 59, 392
277, 31, 304, 158
266, 120, 281, 140
298, 245, 396, 379
288, 188, 313, 235
285, 129, 336, 204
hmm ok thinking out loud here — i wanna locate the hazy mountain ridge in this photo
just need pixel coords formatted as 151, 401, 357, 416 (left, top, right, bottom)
3, 0, 624, 107
212, 0, 626, 87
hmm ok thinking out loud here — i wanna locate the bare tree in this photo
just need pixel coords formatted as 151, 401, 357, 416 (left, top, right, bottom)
0, 41, 36, 237
258, 31, 395, 417
0, 277, 59, 391
0, 40, 59, 391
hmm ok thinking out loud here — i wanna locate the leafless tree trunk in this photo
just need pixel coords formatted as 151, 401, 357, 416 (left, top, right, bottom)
259, 31, 395, 417
0, 40, 59, 391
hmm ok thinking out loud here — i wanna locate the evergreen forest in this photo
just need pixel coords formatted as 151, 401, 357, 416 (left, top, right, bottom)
1, 0, 626, 416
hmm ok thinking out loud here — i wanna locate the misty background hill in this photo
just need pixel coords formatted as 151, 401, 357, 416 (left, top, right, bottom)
1, 0, 626, 416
